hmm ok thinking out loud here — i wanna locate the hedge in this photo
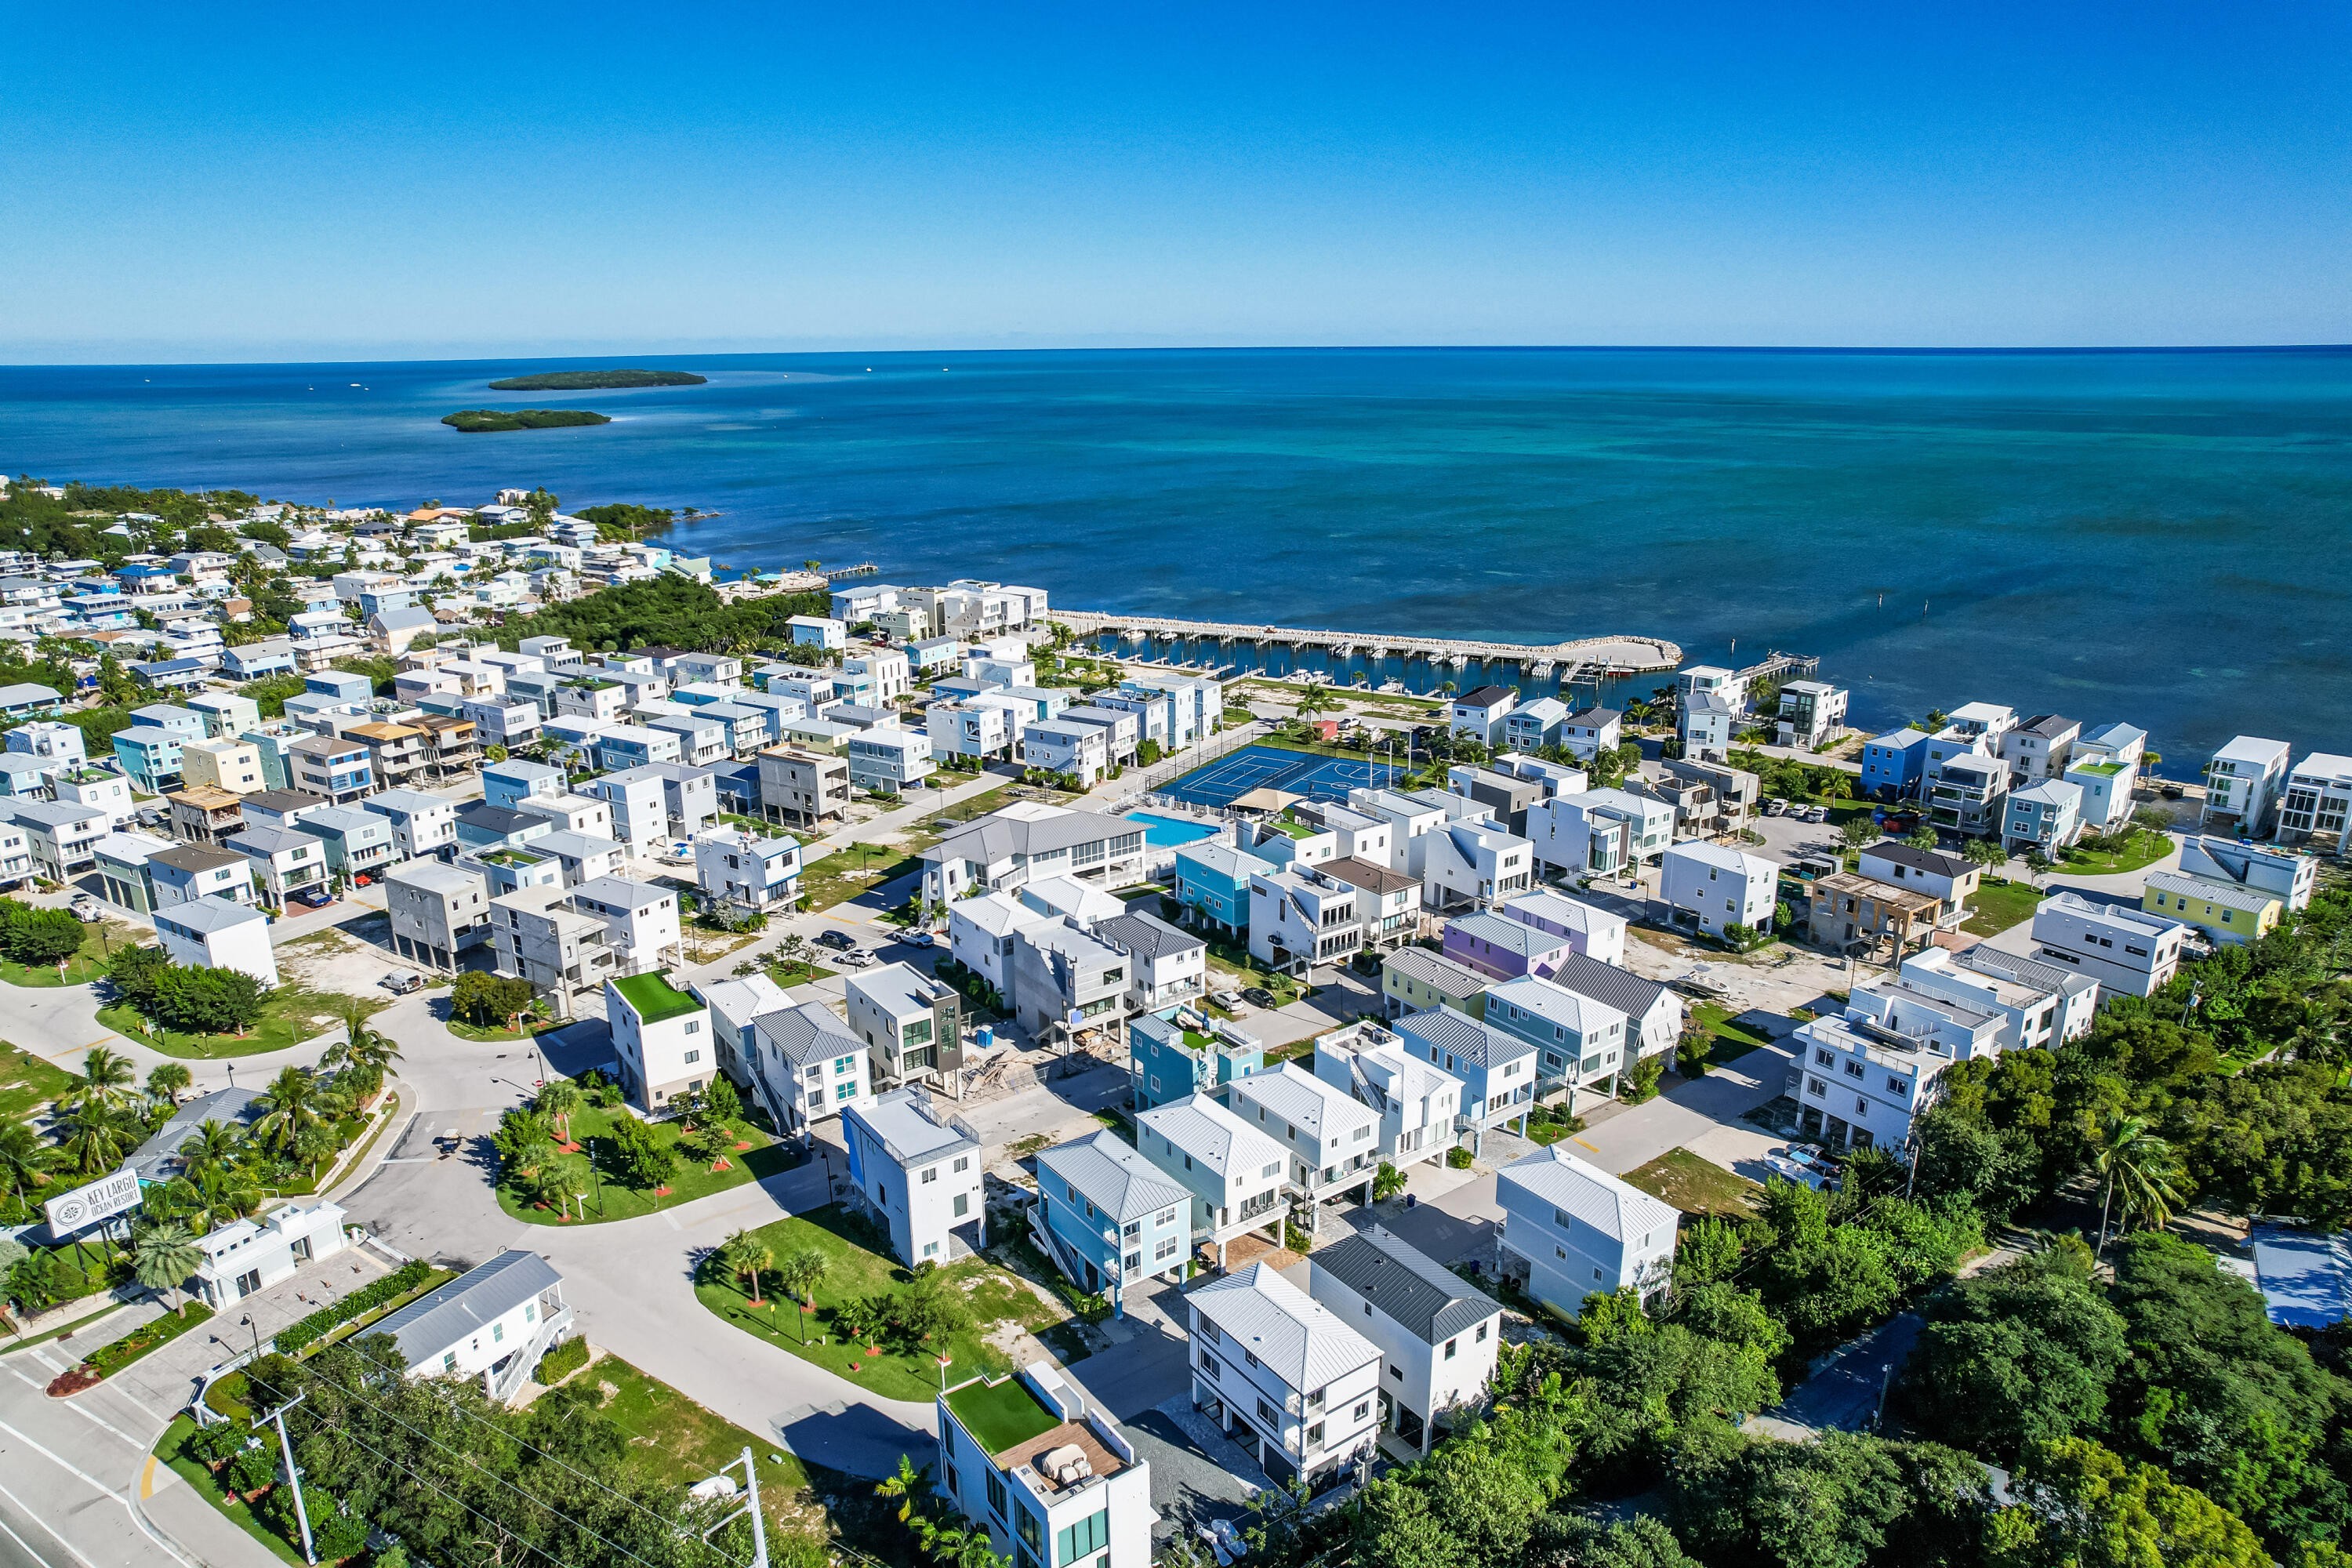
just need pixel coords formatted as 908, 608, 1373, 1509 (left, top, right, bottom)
276, 1259, 432, 1356
85, 1302, 215, 1378
535, 1334, 590, 1385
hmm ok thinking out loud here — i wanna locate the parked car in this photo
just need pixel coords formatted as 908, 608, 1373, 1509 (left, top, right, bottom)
1242, 986, 1279, 1009
837, 948, 877, 968
68, 895, 100, 921
1210, 989, 1246, 1011
1764, 798, 1788, 817
895, 929, 935, 948
381, 970, 425, 995
815, 928, 857, 950
1803, 805, 1829, 824
1764, 1154, 1829, 1190
290, 887, 334, 909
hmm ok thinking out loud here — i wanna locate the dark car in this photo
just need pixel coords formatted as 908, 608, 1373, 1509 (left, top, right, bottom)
290, 887, 335, 909
815, 928, 857, 950
1242, 986, 1279, 1009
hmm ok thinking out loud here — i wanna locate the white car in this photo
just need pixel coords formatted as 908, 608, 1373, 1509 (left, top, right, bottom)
895, 929, 935, 948
1764, 1154, 1828, 1190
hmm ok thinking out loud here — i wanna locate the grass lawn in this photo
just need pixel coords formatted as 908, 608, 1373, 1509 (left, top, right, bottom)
1689, 1003, 1773, 1063
765, 957, 838, 989
0, 1039, 76, 1124
277, 1098, 401, 1197
944, 1373, 1062, 1454
1621, 1149, 1763, 1218
499, 1102, 798, 1225
96, 985, 381, 1061
798, 846, 924, 913
448, 1015, 560, 1042
587, 1356, 817, 1542
154, 1416, 309, 1566
1962, 876, 2044, 937
0, 919, 142, 988
86, 1301, 213, 1376
2056, 832, 2172, 877
694, 1204, 1071, 1403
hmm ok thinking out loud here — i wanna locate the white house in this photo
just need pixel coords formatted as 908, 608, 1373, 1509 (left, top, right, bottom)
1093, 910, 1209, 1013
380, 1249, 573, 1405
1658, 841, 1777, 938
2202, 735, 2294, 838
694, 826, 803, 913
1775, 681, 1849, 750
1495, 1145, 1679, 1318
1417, 819, 1534, 913
2031, 891, 2189, 1000
1495, 887, 1625, 966
935, 1364, 1154, 1568
1134, 1093, 1288, 1271
2066, 723, 2148, 833
1791, 970, 2005, 1152
2275, 752, 2352, 857
1391, 1006, 1538, 1152
1021, 720, 1109, 785
2180, 835, 2319, 913
1308, 1022, 1461, 1172
1225, 1063, 1382, 1236
1679, 690, 1737, 760
1189, 1263, 1382, 1490
743, 999, 872, 1138
154, 897, 281, 986
192, 1201, 349, 1309
1447, 686, 1517, 746
604, 971, 712, 1112
688, 971, 792, 1091
1305, 1225, 1503, 1457
842, 1087, 985, 1267
1897, 946, 2099, 1053
1249, 868, 1361, 975
1525, 789, 1673, 880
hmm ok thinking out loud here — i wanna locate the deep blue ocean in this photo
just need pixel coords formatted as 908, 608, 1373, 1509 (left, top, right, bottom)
2, 347, 2347, 775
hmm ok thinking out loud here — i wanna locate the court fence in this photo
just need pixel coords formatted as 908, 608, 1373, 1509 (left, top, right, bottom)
1106, 718, 1265, 811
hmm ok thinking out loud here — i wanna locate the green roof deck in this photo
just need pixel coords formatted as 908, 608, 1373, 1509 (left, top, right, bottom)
944, 1374, 1062, 1457
610, 971, 702, 1025
2073, 760, 2127, 777
1268, 815, 1317, 840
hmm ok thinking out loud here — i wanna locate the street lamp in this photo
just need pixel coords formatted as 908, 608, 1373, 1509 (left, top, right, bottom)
240, 1313, 260, 1359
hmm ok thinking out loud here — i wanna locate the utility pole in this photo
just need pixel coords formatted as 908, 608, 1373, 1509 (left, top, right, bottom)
264, 1392, 317, 1564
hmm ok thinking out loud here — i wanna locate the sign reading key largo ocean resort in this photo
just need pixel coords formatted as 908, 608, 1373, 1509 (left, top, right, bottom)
43, 1163, 141, 1235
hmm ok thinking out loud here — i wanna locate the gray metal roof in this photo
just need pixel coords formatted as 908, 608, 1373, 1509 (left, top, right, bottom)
1382, 946, 1489, 995
1393, 1005, 1535, 1069
752, 1000, 865, 1068
1095, 910, 1206, 963
377, 1249, 564, 1368
129, 1087, 264, 1183
1310, 1225, 1499, 1345
1036, 1130, 1189, 1222
1542, 951, 1674, 1021
1191, 1262, 1379, 1392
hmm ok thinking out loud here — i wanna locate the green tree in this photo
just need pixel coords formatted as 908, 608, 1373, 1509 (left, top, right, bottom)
1899, 1240, 2127, 1461
61, 1099, 129, 1174
7, 1247, 73, 1312
609, 1112, 678, 1195
876, 1454, 933, 1523
702, 1076, 742, 1125
130, 1218, 203, 1316
716, 1229, 773, 1307
451, 970, 539, 1029
71, 1045, 138, 1115
0, 1118, 45, 1210
775, 1246, 829, 1345
1528, 1516, 1700, 1568
144, 1062, 191, 1105
1838, 815, 1882, 849
1991, 1438, 2271, 1568
2092, 1111, 2183, 1250
252, 1066, 326, 1157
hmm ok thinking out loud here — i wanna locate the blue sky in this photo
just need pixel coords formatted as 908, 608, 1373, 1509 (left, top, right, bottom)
3, 2, 2347, 358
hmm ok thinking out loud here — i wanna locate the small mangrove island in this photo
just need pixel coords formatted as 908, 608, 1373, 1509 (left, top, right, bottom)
485, 368, 707, 390
441, 408, 612, 434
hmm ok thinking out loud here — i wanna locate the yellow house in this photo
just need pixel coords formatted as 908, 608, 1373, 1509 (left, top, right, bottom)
179, 736, 265, 794
2143, 870, 2280, 946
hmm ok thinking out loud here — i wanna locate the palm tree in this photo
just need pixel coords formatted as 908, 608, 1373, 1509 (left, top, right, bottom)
292, 1120, 340, 1179
167, 1163, 263, 1232
329, 1001, 402, 1096
131, 1219, 203, 1316
2093, 1112, 2183, 1251
144, 1063, 192, 1107
537, 1080, 581, 1146
73, 1047, 136, 1115
775, 1246, 829, 1344
62, 1102, 128, 1176
177, 1118, 247, 1178
252, 1067, 325, 1158
875, 1455, 933, 1523
717, 1229, 774, 1308
0, 1119, 47, 1211
539, 1152, 591, 1220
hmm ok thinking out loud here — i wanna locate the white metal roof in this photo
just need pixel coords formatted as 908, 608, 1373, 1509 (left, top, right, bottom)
1190, 1261, 1379, 1392
1498, 1144, 1678, 1247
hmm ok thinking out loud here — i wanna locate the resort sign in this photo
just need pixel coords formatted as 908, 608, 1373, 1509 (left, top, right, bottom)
44, 1163, 141, 1235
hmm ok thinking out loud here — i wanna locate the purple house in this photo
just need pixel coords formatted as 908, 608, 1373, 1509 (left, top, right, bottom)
1442, 910, 1576, 982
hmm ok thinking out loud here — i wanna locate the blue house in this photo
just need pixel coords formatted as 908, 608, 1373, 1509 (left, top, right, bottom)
1128, 1011, 1264, 1112
1033, 1130, 1192, 1314
1860, 728, 1935, 801
111, 728, 185, 793
304, 671, 373, 704
1171, 841, 1273, 936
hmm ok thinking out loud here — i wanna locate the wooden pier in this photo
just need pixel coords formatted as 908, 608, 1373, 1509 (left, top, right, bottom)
1048, 610, 1682, 679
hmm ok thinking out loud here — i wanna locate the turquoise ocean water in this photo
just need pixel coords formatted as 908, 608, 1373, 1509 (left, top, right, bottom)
1, 347, 2346, 774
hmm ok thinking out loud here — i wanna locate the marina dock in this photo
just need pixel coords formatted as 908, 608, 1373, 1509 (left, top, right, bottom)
1047, 609, 1682, 682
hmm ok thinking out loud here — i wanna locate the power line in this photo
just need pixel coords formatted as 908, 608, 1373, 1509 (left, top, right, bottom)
245, 1362, 746, 1568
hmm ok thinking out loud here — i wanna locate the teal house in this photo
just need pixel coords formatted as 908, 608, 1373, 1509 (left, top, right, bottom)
1128, 1011, 1264, 1112
1171, 841, 1272, 935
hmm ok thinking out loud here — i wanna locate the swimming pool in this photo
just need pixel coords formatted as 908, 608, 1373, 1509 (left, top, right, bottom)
1125, 811, 1221, 847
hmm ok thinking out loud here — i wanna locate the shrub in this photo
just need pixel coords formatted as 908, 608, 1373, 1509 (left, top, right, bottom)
535, 1334, 590, 1385
452, 971, 539, 1029
275, 1259, 432, 1356
1446, 1145, 1474, 1169
0, 900, 88, 967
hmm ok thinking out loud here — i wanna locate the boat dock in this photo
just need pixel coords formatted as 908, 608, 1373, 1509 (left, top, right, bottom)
1048, 610, 1682, 681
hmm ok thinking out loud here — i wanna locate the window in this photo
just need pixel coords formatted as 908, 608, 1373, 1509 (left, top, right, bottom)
1354, 1400, 1370, 1421
953, 1193, 970, 1218
443, 1352, 458, 1373
684, 1049, 702, 1065
985, 1471, 1006, 1520
921, 1166, 938, 1185
1055, 1512, 1109, 1568
1256, 1397, 1280, 1427
1200, 1352, 1221, 1380
1475, 1322, 1488, 1342
1200, 1317, 1221, 1342
1444, 1338, 1458, 1360
1305, 1421, 1325, 1449
684, 1019, 700, 1035
493, 1321, 505, 1344
1389, 1363, 1403, 1380
954, 1156, 970, 1174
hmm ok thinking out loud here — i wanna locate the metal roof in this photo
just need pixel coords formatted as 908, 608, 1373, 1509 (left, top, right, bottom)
1228, 1062, 1380, 1142
1191, 1262, 1379, 1392
751, 1000, 864, 1068
1036, 1130, 1189, 1222
378, 1250, 564, 1368
1392, 1005, 1536, 1070
1543, 951, 1675, 1021
1310, 1225, 1499, 1345
1499, 1144, 1679, 1247
1136, 1093, 1285, 1178
1096, 910, 1207, 962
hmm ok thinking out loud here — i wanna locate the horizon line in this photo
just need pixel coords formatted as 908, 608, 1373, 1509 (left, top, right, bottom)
4, 341, 2352, 372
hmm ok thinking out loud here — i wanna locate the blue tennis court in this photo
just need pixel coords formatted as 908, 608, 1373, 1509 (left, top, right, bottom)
1160, 743, 1409, 808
